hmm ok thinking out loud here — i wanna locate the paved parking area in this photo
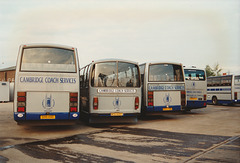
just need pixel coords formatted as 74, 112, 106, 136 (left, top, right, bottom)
0, 103, 239, 162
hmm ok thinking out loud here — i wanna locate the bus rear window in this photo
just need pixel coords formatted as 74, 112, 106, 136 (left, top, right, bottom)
118, 62, 140, 87
184, 69, 205, 81
21, 47, 76, 72
91, 61, 140, 87
234, 75, 240, 85
149, 64, 184, 82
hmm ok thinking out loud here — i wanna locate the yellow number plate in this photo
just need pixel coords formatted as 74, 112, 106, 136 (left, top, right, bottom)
163, 108, 173, 111
111, 112, 123, 116
190, 97, 198, 100
40, 115, 56, 119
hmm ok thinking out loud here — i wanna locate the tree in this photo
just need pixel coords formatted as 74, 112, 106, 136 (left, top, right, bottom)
213, 63, 222, 76
205, 65, 215, 77
205, 63, 222, 77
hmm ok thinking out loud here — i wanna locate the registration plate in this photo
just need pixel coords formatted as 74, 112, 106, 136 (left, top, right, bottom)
190, 97, 198, 100
163, 108, 173, 111
40, 115, 56, 119
111, 112, 123, 116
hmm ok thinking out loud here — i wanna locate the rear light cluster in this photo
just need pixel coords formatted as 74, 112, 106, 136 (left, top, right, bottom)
234, 92, 237, 100
148, 91, 153, 106
93, 97, 98, 110
135, 97, 139, 110
181, 91, 186, 106
204, 94, 207, 101
17, 92, 26, 112
70, 93, 78, 112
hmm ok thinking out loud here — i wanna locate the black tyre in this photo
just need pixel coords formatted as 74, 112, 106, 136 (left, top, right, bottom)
212, 97, 218, 105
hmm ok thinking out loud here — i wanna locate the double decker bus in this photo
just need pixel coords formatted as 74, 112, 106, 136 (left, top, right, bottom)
80, 59, 141, 123
207, 75, 240, 105
14, 44, 80, 125
184, 67, 207, 110
139, 62, 186, 115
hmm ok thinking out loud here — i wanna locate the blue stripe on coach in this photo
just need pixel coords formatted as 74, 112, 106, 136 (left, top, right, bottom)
186, 100, 207, 108
14, 112, 79, 121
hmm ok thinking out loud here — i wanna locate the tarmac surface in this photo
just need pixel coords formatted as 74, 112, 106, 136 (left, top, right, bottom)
0, 103, 239, 162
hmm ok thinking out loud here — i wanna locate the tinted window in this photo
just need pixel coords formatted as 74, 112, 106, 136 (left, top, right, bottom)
91, 62, 117, 87
235, 75, 240, 85
184, 69, 205, 81
221, 76, 232, 86
91, 61, 140, 87
149, 64, 184, 82
212, 77, 221, 86
208, 76, 233, 87
118, 62, 140, 87
21, 47, 76, 72
80, 67, 85, 88
207, 78, 212, 86
139, 64, 145, 74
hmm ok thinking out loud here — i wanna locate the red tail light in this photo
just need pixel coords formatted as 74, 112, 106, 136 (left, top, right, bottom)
17, 107, 25, 112
181, 91, 186, 106
70, 107, 77, 112
135, 97, 139, 110
93, 97, 98, 110
70, 97, 78, 102
70, 92, 78, 112
70, 93, 78, 97
17, 96, 26, 102
148, 91, 153, 106
234, 92, 237, 100
204, 94, 207, 101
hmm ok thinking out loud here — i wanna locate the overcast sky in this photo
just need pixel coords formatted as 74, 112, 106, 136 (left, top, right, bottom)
0, 0, 239, 74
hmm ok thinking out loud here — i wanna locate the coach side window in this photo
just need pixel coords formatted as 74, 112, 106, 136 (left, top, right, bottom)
91, 64, 95, 87
139, 65, 145, 83
235, 76, 240, 85
221, 76, 231, 86
85, 65, 90, 88
83, 66, 89, 88
207, 78, 212, 87
80, 68, 85, 88
82, 68, 86, 88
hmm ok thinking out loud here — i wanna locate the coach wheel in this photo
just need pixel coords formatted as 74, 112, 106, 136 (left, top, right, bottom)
212, 97, 218, 105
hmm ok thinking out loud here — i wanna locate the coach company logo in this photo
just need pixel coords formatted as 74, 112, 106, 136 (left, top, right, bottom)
42, 94, 55, 112
192, 81, 196, 87
163, 93, 172, 106
113, 97, 121, 110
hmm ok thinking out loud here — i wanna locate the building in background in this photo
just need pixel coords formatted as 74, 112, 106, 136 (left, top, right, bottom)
0, 66, 16, 82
